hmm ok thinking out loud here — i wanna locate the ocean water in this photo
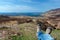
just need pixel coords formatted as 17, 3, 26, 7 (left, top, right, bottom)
0, 12, 43, 17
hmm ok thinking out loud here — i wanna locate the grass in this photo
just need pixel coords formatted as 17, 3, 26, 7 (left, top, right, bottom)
51, 30, 60, 40
11, 23, 60, 40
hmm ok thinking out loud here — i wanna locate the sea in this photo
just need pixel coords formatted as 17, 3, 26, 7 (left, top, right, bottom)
0, 12, 43, 17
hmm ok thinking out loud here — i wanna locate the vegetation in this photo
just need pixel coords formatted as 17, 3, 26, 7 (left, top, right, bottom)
9, 23, 60, 40
51, 30, 60, 40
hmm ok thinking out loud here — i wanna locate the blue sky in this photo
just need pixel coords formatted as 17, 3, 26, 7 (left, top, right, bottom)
0, 0, 60, 12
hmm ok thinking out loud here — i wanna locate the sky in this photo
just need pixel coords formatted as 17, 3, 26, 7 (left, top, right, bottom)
0, 0, 60, 12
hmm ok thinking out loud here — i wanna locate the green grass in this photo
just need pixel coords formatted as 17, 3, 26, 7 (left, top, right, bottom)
51, 30, 60, 40
11, 23, 60, 40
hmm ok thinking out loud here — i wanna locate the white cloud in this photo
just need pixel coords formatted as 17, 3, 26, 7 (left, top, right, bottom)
49, 0, 60, 3
50, 0, 60, 2
18, 0, 40, 3
0, 5, 40, 12
0, 0, 41, 12
21, 0, 32, 2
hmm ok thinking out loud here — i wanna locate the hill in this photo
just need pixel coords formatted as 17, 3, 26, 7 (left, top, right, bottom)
42, 8, 60, 29
0, 12, 60, 40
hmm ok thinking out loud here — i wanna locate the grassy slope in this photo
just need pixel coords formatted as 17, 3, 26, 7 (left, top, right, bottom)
11, 23, 60, 40
51, 30, 60, 40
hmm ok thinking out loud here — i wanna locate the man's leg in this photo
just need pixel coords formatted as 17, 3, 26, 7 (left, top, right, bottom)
37, 25, 41, 32
36, 24, 44, 38
46, 27, 52, 34
36, 25, 41, 36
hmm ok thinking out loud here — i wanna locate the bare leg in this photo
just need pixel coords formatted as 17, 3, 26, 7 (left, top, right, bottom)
46, 27, 52, 34
36, 24, 42, 37
37, 24, 41, 32
37, 26, 41, 32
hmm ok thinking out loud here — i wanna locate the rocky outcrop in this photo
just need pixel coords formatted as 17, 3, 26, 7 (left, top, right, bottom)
42, 8, 60, 29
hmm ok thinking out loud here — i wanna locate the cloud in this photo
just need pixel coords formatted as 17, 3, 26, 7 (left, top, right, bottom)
0, 0, 41, 12
47, 0, 60, 3
21, 0, 32, 2
50, 0, 60, 2
0, 5, 40, 12
0, 0, 15, 2
0, 0, 60, 12
18, 0, 40, 3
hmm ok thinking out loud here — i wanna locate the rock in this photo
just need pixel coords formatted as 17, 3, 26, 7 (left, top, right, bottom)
56, 22, 60, 29
42, 8, 60, 29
